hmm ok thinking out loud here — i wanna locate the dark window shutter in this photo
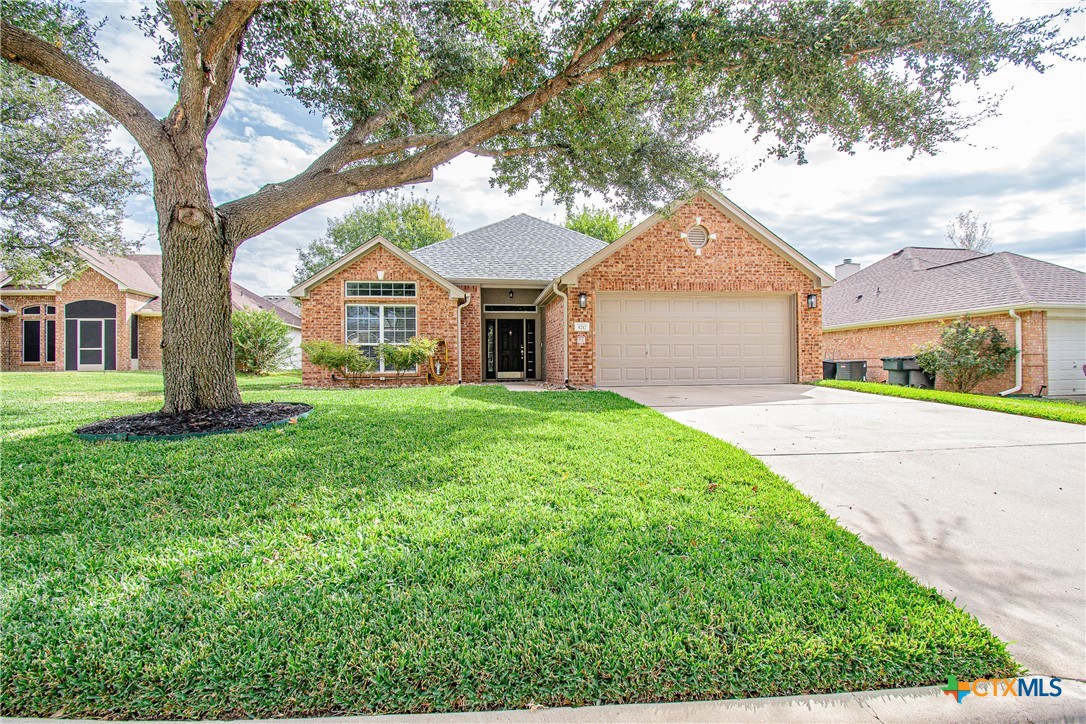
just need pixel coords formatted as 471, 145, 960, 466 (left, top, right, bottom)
65, 319, 78, 370
45, 319, 56, 363
22, 320, 41, 362
104, 319, 117, 370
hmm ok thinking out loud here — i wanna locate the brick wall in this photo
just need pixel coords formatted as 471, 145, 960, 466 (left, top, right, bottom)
543, 296, 565, 385
0, 294, 56, 371
823, 310, 1046, 395
564, 194, 824, 386
300, 245, 463, 386
54, 268, 132, 371
137, 315, 163, 370
2, 274, 157, 372
459, 285, 482, 382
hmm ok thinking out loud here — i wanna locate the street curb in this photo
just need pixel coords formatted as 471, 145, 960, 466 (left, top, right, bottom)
3, 679, 1082, 724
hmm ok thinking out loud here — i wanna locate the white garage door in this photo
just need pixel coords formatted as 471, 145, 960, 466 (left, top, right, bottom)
596, 293, 793, 386
1047, 315, 1086, 397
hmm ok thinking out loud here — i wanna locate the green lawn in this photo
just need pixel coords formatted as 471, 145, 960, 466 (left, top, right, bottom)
2, 372, 1015, 718
819, 380, 1086, 425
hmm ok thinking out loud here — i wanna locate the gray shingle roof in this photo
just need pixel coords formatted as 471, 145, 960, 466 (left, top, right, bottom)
824, 247, 1086, 328
410, 214, 606, 282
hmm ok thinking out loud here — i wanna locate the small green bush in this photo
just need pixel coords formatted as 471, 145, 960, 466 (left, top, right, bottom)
232, 309, 293, 375
378, 337, 439, 375
301, 340, 376, 374
915, 317, 1018, 393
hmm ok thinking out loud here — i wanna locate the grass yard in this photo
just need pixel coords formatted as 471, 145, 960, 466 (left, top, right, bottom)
819, 379, 1086, 425
2, 372, 1015, 718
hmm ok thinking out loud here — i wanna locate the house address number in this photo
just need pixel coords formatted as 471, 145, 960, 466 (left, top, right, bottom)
573, 322, 590, 332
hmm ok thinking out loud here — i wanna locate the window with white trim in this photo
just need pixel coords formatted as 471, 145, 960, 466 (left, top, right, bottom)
345, 304, 417, 370
345, 281, 416, 298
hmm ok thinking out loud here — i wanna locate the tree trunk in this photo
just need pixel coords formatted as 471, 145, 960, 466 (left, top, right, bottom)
155, 165, 242, 415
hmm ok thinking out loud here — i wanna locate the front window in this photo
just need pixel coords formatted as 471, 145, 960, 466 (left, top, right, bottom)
345, 304, 417, 371
22, 319, 41, 362
345, 281, 416, 298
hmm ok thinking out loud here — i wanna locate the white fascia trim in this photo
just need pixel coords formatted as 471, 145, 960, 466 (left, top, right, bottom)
289, 236, 465, 300
559, 188, 835, 289
533, 282, 559, 307
0, 288, 57, 296
446, 278, 552, 288
822, 303, 1086, 332
133, 310, 162, 317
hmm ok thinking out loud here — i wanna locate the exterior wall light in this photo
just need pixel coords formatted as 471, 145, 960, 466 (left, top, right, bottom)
578, 292, 587, 309
807, 293, 818, 309
508, 290, 514, 299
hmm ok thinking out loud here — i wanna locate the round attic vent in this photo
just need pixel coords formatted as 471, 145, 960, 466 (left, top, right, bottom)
684, 224, 709, 249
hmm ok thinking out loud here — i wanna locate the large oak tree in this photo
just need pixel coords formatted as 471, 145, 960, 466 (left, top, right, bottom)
1, 0, 1073, 413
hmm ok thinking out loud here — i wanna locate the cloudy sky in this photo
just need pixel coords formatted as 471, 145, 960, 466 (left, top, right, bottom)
90, 1, 1085, 295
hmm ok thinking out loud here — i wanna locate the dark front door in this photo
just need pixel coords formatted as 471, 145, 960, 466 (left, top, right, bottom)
497, 319, 524, 378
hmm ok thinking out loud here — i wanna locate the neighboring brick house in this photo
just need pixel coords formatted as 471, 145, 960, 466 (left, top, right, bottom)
290, 189, 833, 388
823, 248, 1086, 397
0, 247, 301, 372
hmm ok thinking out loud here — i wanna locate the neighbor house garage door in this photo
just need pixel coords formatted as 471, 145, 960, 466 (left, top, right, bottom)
1047, 315, 1086, 397
596, 293, 793, 386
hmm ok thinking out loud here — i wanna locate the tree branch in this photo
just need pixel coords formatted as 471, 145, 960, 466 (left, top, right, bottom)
204, 18, 251, 134
164, 0, 205, 132
570, 0, 612, 65
299, 76, 443, 175
199, 0, 261, 61
1, 21, 169, 163
468, 144, 559, 158
220, 13, 652, 243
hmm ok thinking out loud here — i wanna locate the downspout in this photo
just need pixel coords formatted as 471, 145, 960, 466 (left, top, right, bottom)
999, 308, 1023, 396
553, 283, 570, 384
455, 292, 471, 384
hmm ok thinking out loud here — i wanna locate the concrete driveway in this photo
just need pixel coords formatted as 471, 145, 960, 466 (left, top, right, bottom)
608, 384, 1086, 680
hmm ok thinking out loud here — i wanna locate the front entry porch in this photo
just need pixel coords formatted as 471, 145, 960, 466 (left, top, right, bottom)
485, 317, 537, 380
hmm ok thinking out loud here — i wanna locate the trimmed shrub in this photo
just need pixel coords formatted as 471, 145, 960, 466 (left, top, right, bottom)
378, 337, 439, 375
914, 317, 1018, 393
233, 309, 293, 375
301, 340, 376, 375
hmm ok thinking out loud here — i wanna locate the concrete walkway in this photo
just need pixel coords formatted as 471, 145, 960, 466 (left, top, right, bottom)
608, 384, 1086, 681
7, 680, 1083, 723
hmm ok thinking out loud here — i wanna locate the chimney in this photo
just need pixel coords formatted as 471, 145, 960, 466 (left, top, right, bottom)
835, 258, 860, 280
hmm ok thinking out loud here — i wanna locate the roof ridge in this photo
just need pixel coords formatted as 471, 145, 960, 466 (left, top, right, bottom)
999, 252, 1036, 304
923, 252, 995, 270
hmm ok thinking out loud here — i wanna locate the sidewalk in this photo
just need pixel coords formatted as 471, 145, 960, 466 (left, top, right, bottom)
5, 679, 1082, 724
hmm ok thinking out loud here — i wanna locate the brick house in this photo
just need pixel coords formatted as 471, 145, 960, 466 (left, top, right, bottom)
0, 247, 301, 372
290, 189, 833, 387
823, 248, 1086, 397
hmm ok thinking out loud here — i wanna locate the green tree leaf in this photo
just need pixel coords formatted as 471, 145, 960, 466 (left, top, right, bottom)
564, 206, 632, 243
294, 195, 454, 283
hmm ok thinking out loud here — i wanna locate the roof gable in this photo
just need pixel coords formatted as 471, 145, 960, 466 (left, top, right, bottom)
560, 188, 834, 287
289, 236, 464, 299
409, 214, 606, 283
74, 246, 161, 296
823, 247, 1086, 328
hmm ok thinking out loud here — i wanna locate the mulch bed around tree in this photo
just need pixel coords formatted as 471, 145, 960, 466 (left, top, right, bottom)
74, 402, 313, 441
